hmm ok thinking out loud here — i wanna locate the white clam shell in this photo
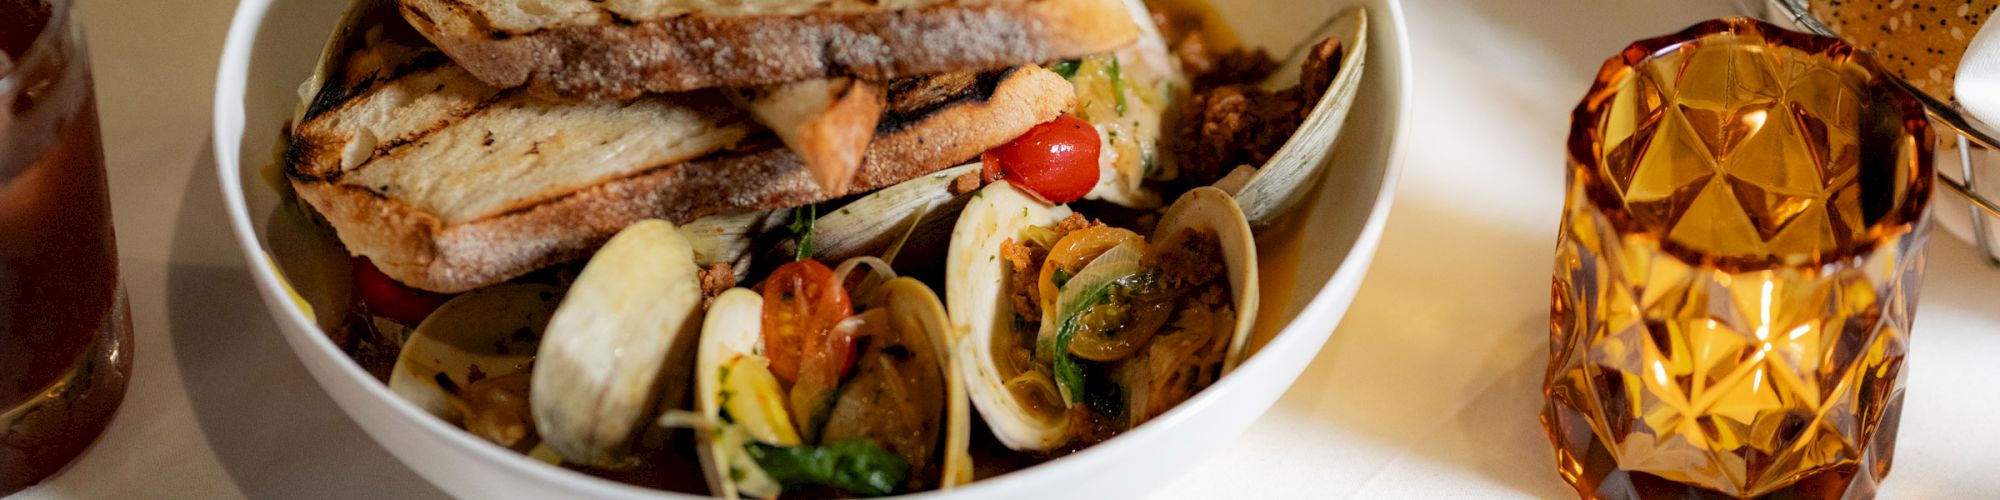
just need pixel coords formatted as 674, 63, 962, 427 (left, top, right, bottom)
388, 283, 562, 422
1234, 7, 1369, 228
679, 209, 789, 281
531, 220, 705, 469
692, 288, 766, 500
1152, 187, 1260, 373
804, 164, 980, 263
681, 164, 981, 274
880, 278, 976, 490
945, 182, 1074, 451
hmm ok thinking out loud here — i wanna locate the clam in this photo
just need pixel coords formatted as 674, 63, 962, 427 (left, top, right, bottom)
532, 220, 705, 469
944, 181, 1074, 451
695, 271, 971, 497
787, 164, 980, 264
388, 283, 562, 435
1150, 187, 1261, 373
679, 164, 980, 273
946, 184, 1256, 451
679, 208, 789, 280
1228, 7, 1369, 228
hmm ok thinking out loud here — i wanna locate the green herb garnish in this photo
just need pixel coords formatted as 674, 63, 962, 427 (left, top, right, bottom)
1052, 268, 1073, 290
1054, 278, 1126, 404
1051, 59, 1082, 79
746, 440, 910, 497
790, 204, 818, 261
717, 364, 737, 424
1109, 55, 1127, 117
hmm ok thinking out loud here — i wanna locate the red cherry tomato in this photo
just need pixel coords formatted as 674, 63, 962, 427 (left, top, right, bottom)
352, 257, 449, 325
757, 259, 856, 384
981, 114, 1102, 204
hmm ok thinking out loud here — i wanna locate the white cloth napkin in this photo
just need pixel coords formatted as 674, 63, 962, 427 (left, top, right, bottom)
1957, 20, 2000, 125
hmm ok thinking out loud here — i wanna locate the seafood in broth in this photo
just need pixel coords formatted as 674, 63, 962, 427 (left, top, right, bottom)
694, 261, 971, 497
947, 184, 1258, 452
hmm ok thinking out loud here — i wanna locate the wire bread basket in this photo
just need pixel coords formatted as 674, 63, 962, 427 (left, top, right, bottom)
1753, 0, 2000, 266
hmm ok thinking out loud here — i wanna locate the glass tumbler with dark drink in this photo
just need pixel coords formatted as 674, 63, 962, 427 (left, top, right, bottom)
0, 0, 133, 494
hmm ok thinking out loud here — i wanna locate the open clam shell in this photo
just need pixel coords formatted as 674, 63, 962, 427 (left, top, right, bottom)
1152, 187, 1260, 373
1232, 7, 1369, 228
387, 283, 562, 423
945, 182, 1075, 451
695, 277, 971, 497
531, 220, 705, 469
792, 164, 980, 264
679, 164, 979, 278
946, 183, 1257, 452
692, 289, 780, 500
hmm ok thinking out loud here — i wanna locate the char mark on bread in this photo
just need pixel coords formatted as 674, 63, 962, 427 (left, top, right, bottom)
879, 66, 1017, 134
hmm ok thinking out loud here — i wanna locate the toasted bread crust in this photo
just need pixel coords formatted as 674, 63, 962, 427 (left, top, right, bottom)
398, 0, 1136, 99
296, 65, 1073, 292
728, 78, 886, 195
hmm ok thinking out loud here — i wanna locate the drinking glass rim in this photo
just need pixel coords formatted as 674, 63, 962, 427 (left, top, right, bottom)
0, 0, 73, 98
1565, 16, 1935, 271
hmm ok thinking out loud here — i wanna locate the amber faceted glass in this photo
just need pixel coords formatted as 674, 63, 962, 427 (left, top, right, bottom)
1547, 18, 1933, 499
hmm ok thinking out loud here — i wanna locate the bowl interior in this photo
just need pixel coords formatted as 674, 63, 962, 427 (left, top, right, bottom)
212, 0, 1410, 497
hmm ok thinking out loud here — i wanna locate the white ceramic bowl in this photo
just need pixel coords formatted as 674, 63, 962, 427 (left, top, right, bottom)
211, 0, 1411, 497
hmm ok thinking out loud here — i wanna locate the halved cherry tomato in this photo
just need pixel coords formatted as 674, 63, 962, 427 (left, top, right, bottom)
981, 114, 1102, 204
757, 259, 856, 384
352, 257, 449, 325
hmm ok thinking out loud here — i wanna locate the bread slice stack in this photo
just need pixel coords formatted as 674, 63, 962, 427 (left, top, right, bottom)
288, 0, 1140, 292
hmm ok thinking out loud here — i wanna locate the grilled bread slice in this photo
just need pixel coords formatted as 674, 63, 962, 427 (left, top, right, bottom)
727, 78, 885, 195
395, 0, 1140, 99
288, 49, 1074, 293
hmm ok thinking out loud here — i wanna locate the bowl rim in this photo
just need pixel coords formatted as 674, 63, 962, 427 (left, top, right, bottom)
209, 0, 1414, 496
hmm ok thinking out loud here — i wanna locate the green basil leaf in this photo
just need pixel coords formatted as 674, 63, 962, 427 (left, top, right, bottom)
1054, 277, 1134, 405
746, 440, 909, 497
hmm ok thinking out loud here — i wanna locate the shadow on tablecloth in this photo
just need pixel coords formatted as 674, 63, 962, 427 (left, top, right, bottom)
166, 139, 448, 500
1269, 194, 1571, 496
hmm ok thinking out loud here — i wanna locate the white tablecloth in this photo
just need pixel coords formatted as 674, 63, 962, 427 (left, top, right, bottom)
14, 0, 2000, 498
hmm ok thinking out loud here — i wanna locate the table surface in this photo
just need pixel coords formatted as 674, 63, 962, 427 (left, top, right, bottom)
13, 0, 2000, 498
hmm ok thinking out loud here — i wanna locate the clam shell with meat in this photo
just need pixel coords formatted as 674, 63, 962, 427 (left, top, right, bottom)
945, 183, 1257, 452
388, 283, 562, 449
1227, 7, 1369, 228
695, 273, 972, 497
